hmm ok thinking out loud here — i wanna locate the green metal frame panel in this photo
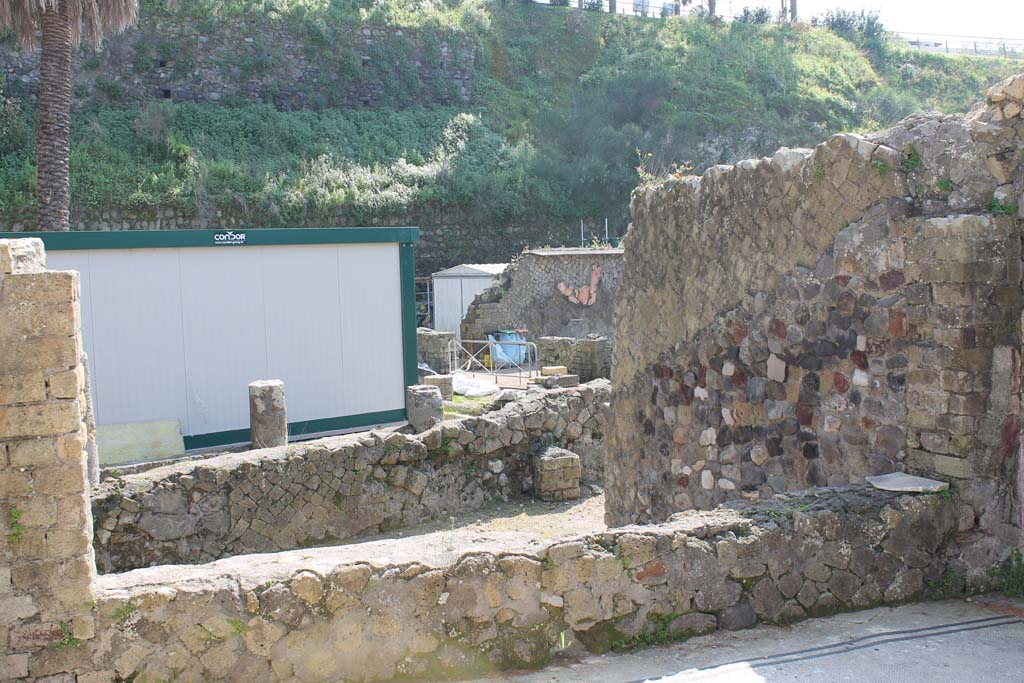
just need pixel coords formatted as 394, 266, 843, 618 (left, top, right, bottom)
399, 243, 419, 392
183, 408, 408, 450
0, 227, 422, 451
0, 227, 419, 251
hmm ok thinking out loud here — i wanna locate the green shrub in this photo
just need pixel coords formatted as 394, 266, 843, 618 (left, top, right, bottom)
1, 4, 1021, 229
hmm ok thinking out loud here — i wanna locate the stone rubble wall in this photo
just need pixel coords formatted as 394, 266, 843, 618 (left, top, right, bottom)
0, 239, 97, 680
66, 487, 956, 683
606, 73, 1024, 575
417, 328, 454, 375
538, 335, 613, 382
91, 381, 611, 573
461, 249, 625, 341
1, 206, 581, 280
1, 17, 473, 110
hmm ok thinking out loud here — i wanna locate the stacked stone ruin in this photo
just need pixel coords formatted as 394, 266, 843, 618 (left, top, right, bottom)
461, 248, 625, 342
605, 72, 1024, 581
91, 381, 609, 573
1, 74, 1023, 682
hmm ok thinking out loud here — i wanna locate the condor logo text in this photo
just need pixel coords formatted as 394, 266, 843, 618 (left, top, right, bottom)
214, 231, 246, 245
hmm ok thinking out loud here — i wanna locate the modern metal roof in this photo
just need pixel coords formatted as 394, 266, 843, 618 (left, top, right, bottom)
431, 263, 509, 278
524, 248, 624, 256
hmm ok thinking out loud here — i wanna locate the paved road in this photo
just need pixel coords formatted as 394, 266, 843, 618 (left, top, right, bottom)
471, 597, 1024, 682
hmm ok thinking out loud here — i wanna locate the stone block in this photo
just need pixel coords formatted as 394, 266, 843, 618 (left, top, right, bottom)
0, 270, 78, 303
0, 334, 80, 374
32, 464, 87, 495
406, 385, 443, 433
47, 366, 83, 400
534, 446, 581, 502
249, 379, 287, 448
909, 450, 974, 479
0, 301, 79, 341
0, 238, 45, 274
542, 366, 568, 376
947, 393, 987, 416
0, 653, 28, 680
9, 622, 62, 649
530, 374, 580, 389
8, 438, 57, 467
422, 374, 454, 400
0, 371, 47, 405
0, 401, 81, 439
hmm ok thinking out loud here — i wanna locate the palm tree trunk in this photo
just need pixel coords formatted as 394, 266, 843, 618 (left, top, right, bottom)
35, 2, 73, 232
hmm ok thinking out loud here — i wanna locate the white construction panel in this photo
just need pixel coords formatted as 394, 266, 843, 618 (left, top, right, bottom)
53, 249, 191, 435
178, 247, 269, 437
461, 278, 494, 324
432, 277, 465, 336
262, 245, 346, 425
337, 244, 405, 414
432, 274, 498, 338
43, 237, 409, 461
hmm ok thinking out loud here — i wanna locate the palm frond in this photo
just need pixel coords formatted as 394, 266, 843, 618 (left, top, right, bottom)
0, 0, 137, 48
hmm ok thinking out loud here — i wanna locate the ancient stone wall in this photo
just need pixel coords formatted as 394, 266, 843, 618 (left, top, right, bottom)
0, 239, 97, 679
605, 73, 1024, 574
1, 17, 473, 110
538, 335, 612, 382
462, 248, 625, 341
1, 207, 580, 278
81, 487, 955, 682
0, 237, 985, 683
92, 381, 610, 573
417, 327, 454, 374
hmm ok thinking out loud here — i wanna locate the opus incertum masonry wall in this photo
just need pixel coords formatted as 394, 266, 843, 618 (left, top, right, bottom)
605, 72, 1024, 578
0, 237, 965, 683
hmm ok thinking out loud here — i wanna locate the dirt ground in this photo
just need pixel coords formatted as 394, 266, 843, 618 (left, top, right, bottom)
355, 490, 609, 544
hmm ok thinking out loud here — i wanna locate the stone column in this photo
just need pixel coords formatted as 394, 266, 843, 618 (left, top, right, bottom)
249, 379, 287, 448
0, 239, 96, 679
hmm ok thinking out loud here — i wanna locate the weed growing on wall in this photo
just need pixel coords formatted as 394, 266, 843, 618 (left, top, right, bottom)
53, 623, 82, 649
988, 550, 1024, 596
6, 506, 25, 543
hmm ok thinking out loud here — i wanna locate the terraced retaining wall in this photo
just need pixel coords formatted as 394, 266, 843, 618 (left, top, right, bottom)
605, 72, 1024, 577
1, 17, 474, 111
45, 486, 958, 682
91, 381, 610, 573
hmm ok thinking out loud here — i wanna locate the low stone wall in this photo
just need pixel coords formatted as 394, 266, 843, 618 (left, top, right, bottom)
538, 335, 612, 382
67, 487, 958, 683
462, 248, 625, 341
91, 381, 610, 573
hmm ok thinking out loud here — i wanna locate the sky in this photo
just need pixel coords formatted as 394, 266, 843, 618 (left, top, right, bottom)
724, 0, 1024, 41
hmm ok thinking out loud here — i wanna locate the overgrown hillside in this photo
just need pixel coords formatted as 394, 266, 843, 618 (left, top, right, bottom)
1, 0, 1020, 240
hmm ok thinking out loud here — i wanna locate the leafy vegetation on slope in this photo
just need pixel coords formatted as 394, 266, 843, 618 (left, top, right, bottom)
0, 1, 1020, 227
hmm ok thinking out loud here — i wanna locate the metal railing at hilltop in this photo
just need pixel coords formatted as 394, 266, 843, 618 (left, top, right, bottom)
514, 1, 1024, 59
896, 32, 1024, 58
